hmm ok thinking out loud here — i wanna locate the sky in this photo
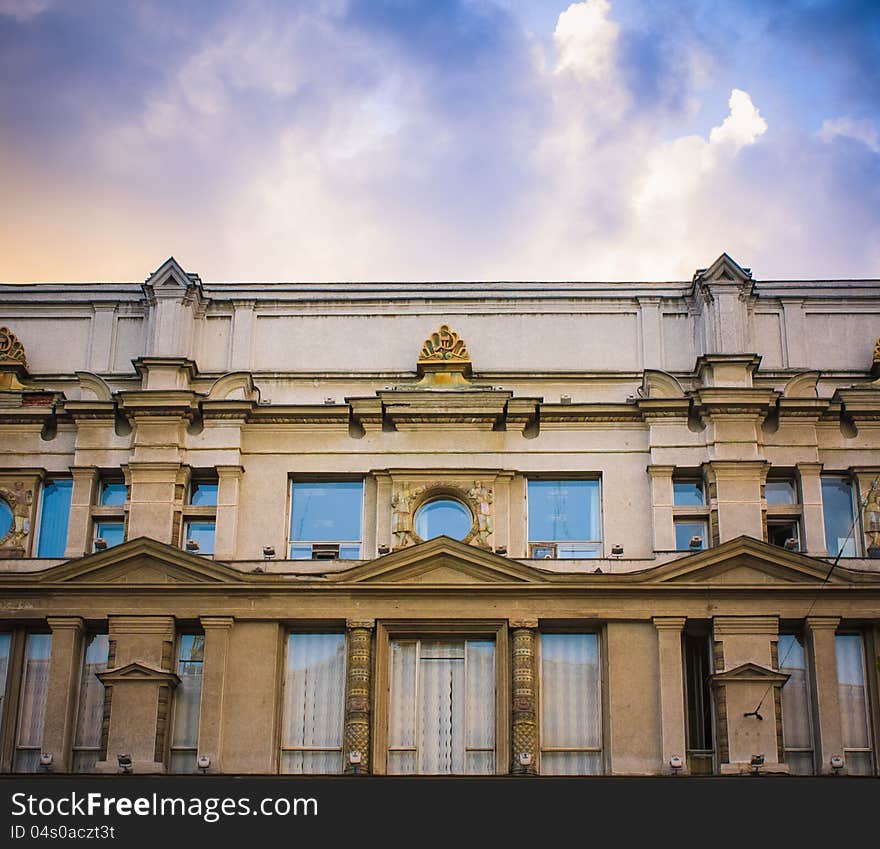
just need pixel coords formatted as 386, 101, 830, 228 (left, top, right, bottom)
0, 0, 879, 282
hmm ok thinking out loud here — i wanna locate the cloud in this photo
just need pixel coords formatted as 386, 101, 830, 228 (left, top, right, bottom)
0, 0, 878, 282
0, 0, 52, 21
819, 116, 880, 153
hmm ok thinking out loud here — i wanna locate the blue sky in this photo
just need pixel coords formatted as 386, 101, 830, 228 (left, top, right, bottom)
1, 0, 878, 281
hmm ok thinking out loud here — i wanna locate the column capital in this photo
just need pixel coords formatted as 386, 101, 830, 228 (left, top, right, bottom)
646, 465, 675, 478
109, 615, 175, 639
46, 616, 86, 633
509, 618, 539, 630
216, 465, 245, 478
653, 616, 687, 632
200, 616, 234, 631
713, 615, 778, 636
806, 616, 841, 632
346, 619, 375, 631
796, 462, 824, 475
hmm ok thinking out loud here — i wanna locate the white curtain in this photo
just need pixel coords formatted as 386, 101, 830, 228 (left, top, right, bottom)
388, 639, 495, 775
778, 634, 813, 775
281, 633, 346, 774
72, 634, 109, 773
836, 635, 873, 774
14, 633, 52, 773
540, 633, 602, 775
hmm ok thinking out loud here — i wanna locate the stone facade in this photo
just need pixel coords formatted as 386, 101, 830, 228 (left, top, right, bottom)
0, 253, 879, 776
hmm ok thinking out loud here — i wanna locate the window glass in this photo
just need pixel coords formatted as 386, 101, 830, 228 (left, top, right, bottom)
37, 479, 72, 557
388, 638, 494, 775
170, 634, 204, 774
778, 634, 813, 775
281, 633, 346, 774
189, 482, 218, 506
822, 477, 858, 557
540, 633, 601, 775
675, 520, 707, 551
836, 634, 874, 775
14, 633, 52, 773
414, 499, 472, 541
99, 482, 127, 507
290, 482, 363, 543
0, 499, 13, 539
0, 632, 10, 729
72, 634, 109, 773
673, 480, 705, 506
183, 521, 215, 555
528, 480, 600, 542
766, 479, 797, 505
95, 522, 124, 549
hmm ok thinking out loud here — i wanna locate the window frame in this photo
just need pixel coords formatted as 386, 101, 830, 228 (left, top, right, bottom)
372, 620, 509, 776
91, 474, 127, 551
537, 629, 605, 775
181, 472, 218, 557
821, 474, 862, 557
672, 471, 710, 552
34, 477, 73, 558
765, 472, 803, 552
835, 630, 876, 775
12, 630, 52, 774
287, 478, 366, 560
682, 629, 715, 774
71, 631, 110, 774
167, 631, 205, 774
526, 476, 604, 559
777, 631, 815, 775
278, 630, 348, 775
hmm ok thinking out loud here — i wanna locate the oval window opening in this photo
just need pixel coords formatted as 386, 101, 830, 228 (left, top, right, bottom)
414, 498, 472, 541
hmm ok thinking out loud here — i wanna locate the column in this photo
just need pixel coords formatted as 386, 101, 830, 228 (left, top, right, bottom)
708, 461, 767, 542
343, 620, 374, 775
88, 305, 117, 372
798, 463, 827, 556
806, 616, 843, 775
127, 462, 180, 544
64, 466, 97, 558
510, 619, 538, 775
42, 617, 86, 772
648, 465, 675, 551
197, 617, 233, 773
653, 617, 687, 774
638, 296, 662, 368
230, 301, 256, 370
213, 466, 243, 560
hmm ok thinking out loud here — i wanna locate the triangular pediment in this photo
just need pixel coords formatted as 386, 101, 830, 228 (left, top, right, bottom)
97, 662, 180, 687
142, 257, 202, 300
335, 536, 551, 584
650, 537, 852, 585
36, 537, 244, 584
710, 662, 789, 686
696, 252, 752, 285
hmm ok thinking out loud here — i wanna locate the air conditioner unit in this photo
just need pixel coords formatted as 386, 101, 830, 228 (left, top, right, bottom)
312, 543, 340, 560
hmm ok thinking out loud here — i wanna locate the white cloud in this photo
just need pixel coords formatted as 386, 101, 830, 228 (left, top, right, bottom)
819, 117, 880, 153
553, 0, 619, 80
709, 88, 768, 150
0, 0, 52, 20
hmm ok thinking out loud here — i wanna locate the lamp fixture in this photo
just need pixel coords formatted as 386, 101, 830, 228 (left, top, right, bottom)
94, 538, 108, 551
117, 753, 132, 774
185, 539, 200, 552
689, 535, 703, 550
262, 545, 275, 560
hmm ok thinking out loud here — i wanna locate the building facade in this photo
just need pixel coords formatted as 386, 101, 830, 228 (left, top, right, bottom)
0, 253, 878, 777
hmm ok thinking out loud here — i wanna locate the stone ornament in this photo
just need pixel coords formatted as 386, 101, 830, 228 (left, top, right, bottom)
0, 481, 33, 554
419, 324, 469, 365
863, 479, 880, 555
0, 326, 27, 368
390, 480, 493, 550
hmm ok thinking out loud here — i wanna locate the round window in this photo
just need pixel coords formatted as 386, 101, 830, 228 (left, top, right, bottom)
414, 498, 472, 541
0, 499, 12, 540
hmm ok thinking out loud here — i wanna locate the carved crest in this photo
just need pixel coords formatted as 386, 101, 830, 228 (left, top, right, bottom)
874, 337, 880, 364
419, 325, 470, 365
0, 327, 27, 368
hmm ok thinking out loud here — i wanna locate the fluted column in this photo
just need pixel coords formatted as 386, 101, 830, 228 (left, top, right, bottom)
343, 619, 374, 775
510, 619, 538, 775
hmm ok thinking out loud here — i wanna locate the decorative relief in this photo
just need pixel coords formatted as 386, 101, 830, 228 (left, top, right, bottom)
874, 337, 880, 364
0, 327, 27, 368
0, 481, 33, 554
390, 480, 493, 550
419, 325, 469, 365
863, 480, 880, 553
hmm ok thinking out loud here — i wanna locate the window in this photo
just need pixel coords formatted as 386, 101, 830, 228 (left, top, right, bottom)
414, 498, 472, 541
36, 478, 72, 557
539, 633, 602, 775
778, 633, 814, 774
527, 479, 601, 558
169, 634, 204, 773
766, 474, 802, 551
387, 638, 495, 774
92, 477, 126, 551
280, 633, 346, 774
182, 475, 217, 556
683, 633, 714, 774
0, 632, 10, 730
289, 481, 363, 559
822, 476, 860, 557
13, 632, 52, 773
72, 633, 109, 773
836, 634, 874, 775
673, 473, 709, 551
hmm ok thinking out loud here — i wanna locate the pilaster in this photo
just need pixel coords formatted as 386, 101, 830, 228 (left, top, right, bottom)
213, 466, 244, 560
343, 620, 374, 774
41, 617, 86, 772
197, 617, 234, 773
64, 466, 97, 558
806, 616, 843, 775
647, 465, 675, 551
510, 618, 538, 775
653, 617, 688, 774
